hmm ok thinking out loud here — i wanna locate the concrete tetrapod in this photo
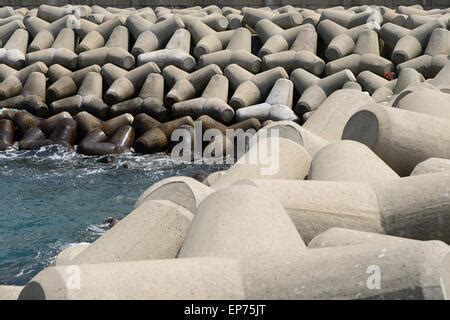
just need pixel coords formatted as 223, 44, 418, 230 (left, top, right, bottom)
411, 158, 450, 176
235, 78, 298, 122
176, 182, 450, 299
226, 13, 243, 30
317, 7, 376, 29
50, 72, 109, 119
137, 29, 195, 71
26, 28, 77, 70
0, 118, 15, 150
396, 28, 449, 78
300, 8, 321, 26
64, 200, 193, 264
242, 240, 450, 299
309, 140, 400, 182
342, 80, 362, 91
172, 12, 229, 32
380, 7, 408, 27
124, 13, 154, 40
227, 65, 288, 110
52, 243, 90, 266
254, 19, 312, 58
78, 24, 135, 69
133, 116, 194, 154
27, 15, 77, 52
242, 7, 303, 30
394, 66, 429, 91
178, 184, 307, 259
165, 64, 222, 106
0, 7, 16, 20
257, 120, 328, 157
392, 87, 450, 120
19, 71, 48, 117
210, 136, 312, 189
262, 24, 325, 75
46, 64, 101, 102
197, 27, 261, 73
18, 257, 245, 300
77, 113, 135, 155
308, 227, 450, 249
292, 69, 357, 115
171, 74, 234, 123
76, 16, 124, 53
356, 70, 391, 95
403, 13, 449, 29
342, 103, 450, 176
374, 67, 425, 103
316, 19, 371, 61
0, 28, 28, 69
238, 170, 450, 243
36, 4, 79, 23
427, 60, 450, 92
380, 19, 447, 65
135, 176, 213, 212
131, 17, 185, 57
0, 286, 24, 300
188, 20, 234, 58
104, 62, 161, 105
109, 73, 168, 121
0, 62, 48, 100
324, 29, 394, 77
302, 89, 374, 141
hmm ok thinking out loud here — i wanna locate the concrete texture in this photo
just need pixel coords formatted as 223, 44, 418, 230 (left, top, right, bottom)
178, 184, 307, 259
3, 3, 450, 300
18, 257, 245, 300
342, 102, 450, 176
0, 286, 24, 300
211, 136, 312, 189
135, 176, 213, 211
411, 157, 450, 175
238, 170, 450, 243
309, 140, 400, 182
68, 200, 193, 264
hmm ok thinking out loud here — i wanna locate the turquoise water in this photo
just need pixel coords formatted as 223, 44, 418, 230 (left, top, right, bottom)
0, 145, 227, 286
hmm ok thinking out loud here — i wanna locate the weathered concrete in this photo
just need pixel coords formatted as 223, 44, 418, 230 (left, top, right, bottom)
104, 62, 160, 105
235, 78, 297, 122
0, 286, 24, 300
18, 257, 245, 300
228, 65, 288, 110
243, 240, 450, 299
171, 74, 234, 123
295, 69, 357, 113
302, 89, 374, 141
380, 19, 446, 64
211, 136, 312, 189
238, 170, 450, 243
137, 28, 195, 71
309, 140, 399, 182
262, 24, 324, 75
411, 158, 450, 176
178, 184, 307, 258
52, 243, 90, 266
67, 200, 193, 264
165, 64, 222, 106
342, 103, 450, 176
135, 176, 213, 212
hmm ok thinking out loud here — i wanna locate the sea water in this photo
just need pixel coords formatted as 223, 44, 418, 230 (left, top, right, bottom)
0, 145, 228, 286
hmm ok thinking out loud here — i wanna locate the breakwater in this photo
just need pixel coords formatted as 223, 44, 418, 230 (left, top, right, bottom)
0, 3, 450, 300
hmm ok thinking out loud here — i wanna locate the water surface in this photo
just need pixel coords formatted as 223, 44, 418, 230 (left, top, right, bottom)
0, 146, 227, 285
